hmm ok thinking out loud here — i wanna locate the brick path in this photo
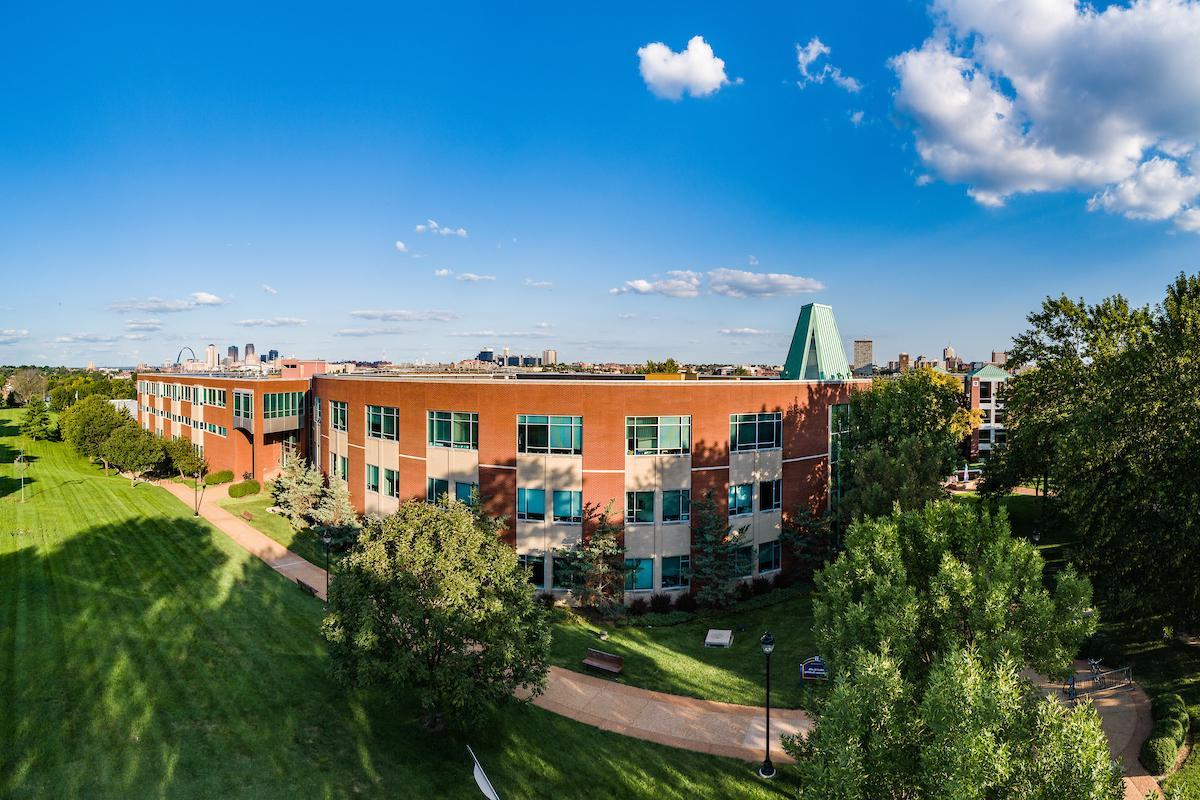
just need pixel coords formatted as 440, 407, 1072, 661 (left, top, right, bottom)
155, 480, 1156, 776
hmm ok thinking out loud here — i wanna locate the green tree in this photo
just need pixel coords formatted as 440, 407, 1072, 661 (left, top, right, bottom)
838, 367, 977, 523
986, 274, 1200, 626
311, 477, 361, 549
164, 436, 206, 482
271, 454, 324, 526
59, 395, 127, 470
640, 358, 680, 374
10, 368, 47, 406
322, 501, 550, 728
691, 490, 745, 608
553, 502, 629, 614
814, 501, 1094, 680
100, 424, 165, 486
19, 401, 54, 441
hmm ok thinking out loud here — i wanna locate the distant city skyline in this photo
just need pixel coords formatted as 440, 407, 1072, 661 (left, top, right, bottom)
4, 2, 1199, 367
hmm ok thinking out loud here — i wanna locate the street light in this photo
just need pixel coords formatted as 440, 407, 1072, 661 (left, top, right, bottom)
322, 529, 332, 606
758, 631, 776, 779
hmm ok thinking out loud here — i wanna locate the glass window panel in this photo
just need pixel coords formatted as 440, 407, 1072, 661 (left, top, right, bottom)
426, 477, 448, 502
455, 482, 477, 503
624, 558, 653, 591
366, 464, 380, 493
758, 540, 782, 573
661, 555, 690, 589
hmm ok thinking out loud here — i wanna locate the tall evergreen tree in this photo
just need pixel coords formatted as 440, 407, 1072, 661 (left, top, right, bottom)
312, 477, 361, 549
690, 490, 745, 608
272, 454, 324, 525
19, 401, 54, 441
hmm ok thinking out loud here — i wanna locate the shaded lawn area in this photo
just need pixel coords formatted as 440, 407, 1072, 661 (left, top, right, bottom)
952, 492, 1079, 574
550, 591, 818, 709
0, 409, 793, 800
217, 492, 340, 568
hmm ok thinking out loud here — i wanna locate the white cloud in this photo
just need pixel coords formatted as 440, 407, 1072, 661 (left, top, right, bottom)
795, 37, 861, 92
351, 309, 458, 321
125, 319, 162, 332
1175, 207, 1200, 232
617, 312, 638, 319
524, 278, 553, 288
457, 272, 495, 282
122, 333, 151, 341
0, 328, 29, 345
448, 330, 550, 339
534, 321, 552, 329
108, 297, 195, 313
394, 240, 408, 252
748, 255, 759, 266
707, 268, 824, 298
719, 327, 771, 336
850, 110, 865, 126
637, 35, 731, 100
261, 284, 278, 295
892, 0, 1200, 231
434, 268, 452, 277
190, 291, 227, 306
414, 219, 468, 237
1088, 157, 1200, 221
611, 270, 703, 297
334, 326, 407, 337
233, 317, 307, 327
55, 332, 115, 344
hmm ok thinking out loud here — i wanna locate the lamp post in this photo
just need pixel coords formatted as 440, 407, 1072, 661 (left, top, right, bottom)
758, 631, 776, 779
322, 529, 332, 606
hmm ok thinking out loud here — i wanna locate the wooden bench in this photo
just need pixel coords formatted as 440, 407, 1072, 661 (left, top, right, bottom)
582, 648, 624, 675
296, 578, 318, 597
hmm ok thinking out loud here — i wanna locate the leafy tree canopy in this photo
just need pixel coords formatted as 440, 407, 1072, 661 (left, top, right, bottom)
59, 395, 128, 463
322, 501, 550, 728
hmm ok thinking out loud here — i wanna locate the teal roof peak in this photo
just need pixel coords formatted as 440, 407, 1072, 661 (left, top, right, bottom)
781, 303, 852, 381
967, 364, 1011, 381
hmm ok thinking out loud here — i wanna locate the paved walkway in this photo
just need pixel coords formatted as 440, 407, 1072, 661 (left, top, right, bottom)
157, 480, 329, 598
1025, 663, 1160, 800
156, 480, 1155, 776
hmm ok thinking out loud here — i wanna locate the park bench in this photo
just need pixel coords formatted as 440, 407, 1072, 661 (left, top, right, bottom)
582, 648, 624, 675
296, 578, 318, 597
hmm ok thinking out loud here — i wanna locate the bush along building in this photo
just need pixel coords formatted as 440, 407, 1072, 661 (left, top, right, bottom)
138, 303, 864, 595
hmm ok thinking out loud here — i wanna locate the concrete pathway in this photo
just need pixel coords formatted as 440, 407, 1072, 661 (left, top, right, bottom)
157, 480, 329, 599
155, 480, 1156, 777
1025, 662, 1160, 800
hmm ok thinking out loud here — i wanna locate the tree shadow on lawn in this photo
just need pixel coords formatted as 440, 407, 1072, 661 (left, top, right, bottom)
0, 475, 36, 501
0, 515, 792, 800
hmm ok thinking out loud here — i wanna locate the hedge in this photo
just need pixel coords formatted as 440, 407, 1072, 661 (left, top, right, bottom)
1142, 734, 1180, 775
204, 470, 234, 486
228, 479, 261, 498
1141, 693, 1191, 775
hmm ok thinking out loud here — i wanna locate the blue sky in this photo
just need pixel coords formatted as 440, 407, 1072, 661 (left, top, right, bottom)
3, 0, 1199, 367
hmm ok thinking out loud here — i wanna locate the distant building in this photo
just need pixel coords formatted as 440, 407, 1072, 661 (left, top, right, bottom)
942, 345, 963, 372
227, 345, 239, 364
521, 355, 540, 367
965, 364, 1011, 460
279, 359, 327, 379
506, 355, 519, 367
542, 348, 558, 366
477, 348, 495, 363
502, 347, 511, 365
206, 344, 219, 369
852, 340, 873, 369
267, 349, 280, 363
898, 352, 910, 372
991, 351, 1008, 367
244, 343, 256, 364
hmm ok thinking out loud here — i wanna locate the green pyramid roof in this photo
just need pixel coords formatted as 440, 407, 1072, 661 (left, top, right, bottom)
967, 364, 1011, 381
781, 303, 852, 381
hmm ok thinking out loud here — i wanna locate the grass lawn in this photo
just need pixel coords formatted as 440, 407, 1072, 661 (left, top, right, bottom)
0, 409, 794, 799
550, 591, 818, 709
216, 492, 339, 569
952, 491, 1079, 574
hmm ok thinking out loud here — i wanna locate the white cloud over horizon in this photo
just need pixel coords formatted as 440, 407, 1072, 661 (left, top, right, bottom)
892, 0, 1200, 232
108, 292, 228, 313
796, 36, 861, 92
334, 326, 407, 337
415, 219, 468, 237
125, 319, 162, 332
637, 36, 732, 100
350, 309, 458, 321
261, 284, 278, 295
233, 317, 308, 327
611, 268, 824, 298
457, 272, 495, 282
719, 327, 771, 336
0, 329, 30, 345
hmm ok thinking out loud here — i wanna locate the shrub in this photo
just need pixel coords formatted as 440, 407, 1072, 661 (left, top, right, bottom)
735, 581, 754, 602
1141, 734, 1179, 775
627, 597, 649, 616
204, 470, 234, 486
752, 576, 772, 596
1188, 704, 1200, 733
1153, 693, 1187, 720
537, 592, 557, 609
772, 570, 794, 590
649, 593, 673, 614
672, 592, 698, 613
1156, 718, 1185, 748
228, 479, 261, 498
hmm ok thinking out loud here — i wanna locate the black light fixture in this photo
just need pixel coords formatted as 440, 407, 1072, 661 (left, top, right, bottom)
758, 631, 776, 779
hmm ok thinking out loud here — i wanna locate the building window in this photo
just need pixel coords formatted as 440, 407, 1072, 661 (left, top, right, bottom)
202, 388, 226, 408
366, 464, 380, 494
830, 403, 850, 512
455, 481, 478, 503
517, 488, 546, 521
264, 391, 305, 419
760, 479, 782, 512
661, 555, 690, 590
729, 412, 783, 452
551, 556, 574, 590
384, 468, 399, 498
733, 545, 754, 577
625, 490, 654, 524
625, 558, 653, 591
662, 489, 691, 523
978, 429, 992, 444
367, 405, 398, 440
519, 554, 545, 589
979, 381, 992, 400
517, 414, 583, 455
552, 490, 583, 524
426, 477, 449, 502
338, 455, 348, 482
993, 408, 1007, 424
428, 410, 478, 449
728, 483, 753, 516
233, 390, 254, 418
980, 409, 992, 424
758, 540, 782, 573
625, 416, 691, 455
994, 429, 1007, 446
330, 401, 348, 432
